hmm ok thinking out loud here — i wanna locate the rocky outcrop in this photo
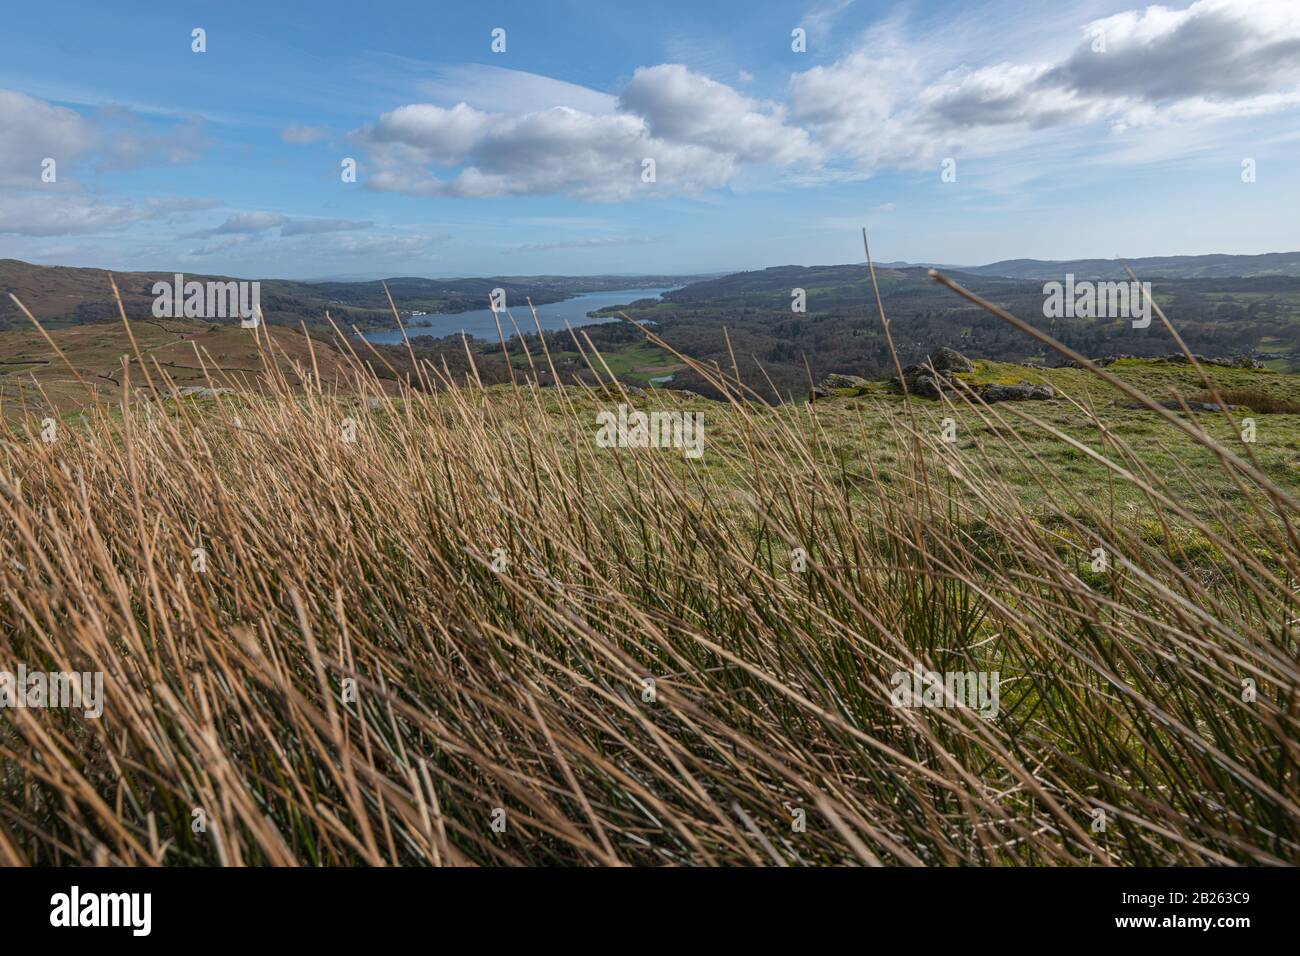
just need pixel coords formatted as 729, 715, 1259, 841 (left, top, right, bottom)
819, 373, 871, 390
1089, 353, 1265, 370
809, 348, 1059, 404
894, 347, 974, 399
928, 346, 975, 374
906, 372, 946, 400
982, 382, 1055, 402
889, 348, 1057, 404
810, 372, 873, 401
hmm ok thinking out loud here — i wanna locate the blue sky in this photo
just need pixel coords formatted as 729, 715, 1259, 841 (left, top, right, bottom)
1, 0, 1298, 279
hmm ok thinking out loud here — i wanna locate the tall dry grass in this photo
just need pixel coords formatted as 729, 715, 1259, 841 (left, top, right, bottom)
0, 269, 1296, 866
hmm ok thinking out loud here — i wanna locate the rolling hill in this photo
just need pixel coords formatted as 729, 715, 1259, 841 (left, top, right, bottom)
918, 251, 1300, 280
0, 259, 698, 333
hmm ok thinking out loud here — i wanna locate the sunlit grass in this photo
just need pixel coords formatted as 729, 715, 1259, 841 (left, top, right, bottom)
0, 282, 1296, 866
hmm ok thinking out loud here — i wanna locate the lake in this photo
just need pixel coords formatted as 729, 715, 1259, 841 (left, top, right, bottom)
361, 287, 674, 344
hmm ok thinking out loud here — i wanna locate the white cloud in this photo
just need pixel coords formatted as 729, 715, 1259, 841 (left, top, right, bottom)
0, 89, 97, 187
94, 105, 211, 170
1047, 0, 1300, 103
788, 43, 927, 170
344, 3, 1300, 199
187, 213, 374, 242
354, 65, 816, 200
364, 103, 495, 166
919, 63, 1102, 131
619, 65, 819, 166
788, 0, 1300, 175
200, 212, 289, 236
357, 102, 735, 200
0, 91, 213, 241
0, 194, 153, 236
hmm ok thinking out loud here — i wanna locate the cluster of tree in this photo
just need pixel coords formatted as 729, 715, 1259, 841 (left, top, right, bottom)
592, 269, 1300, 401
381, 269, 1300, 404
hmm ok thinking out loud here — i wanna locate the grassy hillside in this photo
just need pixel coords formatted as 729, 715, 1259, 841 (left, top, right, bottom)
804, 358, 1300, 518
0, 293, 1296, 866
0, 317, 406, 421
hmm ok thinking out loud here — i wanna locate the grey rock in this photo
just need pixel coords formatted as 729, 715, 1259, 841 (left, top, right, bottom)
908, 373, 945, 400
1092, 352, 1265, 370
819, 373, 871, 390
981, 381, 1055, 403
929, 346, 974, 374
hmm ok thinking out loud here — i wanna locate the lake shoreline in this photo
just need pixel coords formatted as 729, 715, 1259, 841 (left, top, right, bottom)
359, 287, 678, 345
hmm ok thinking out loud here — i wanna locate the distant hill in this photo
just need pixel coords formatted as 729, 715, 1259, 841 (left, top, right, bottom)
651, 263, 1018, 310
588, 260, 1300, 402
866, 253, 1300, 279
638, 255, 1300, 318
641, 253, 1300, 311
948, 252, 1300, 280
6, 251, 1299, 335
0, 259, 700, 332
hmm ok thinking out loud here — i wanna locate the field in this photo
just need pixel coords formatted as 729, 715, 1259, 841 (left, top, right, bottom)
0, 276, 1296, 867
509, 342, 686, 387
0, 317, 401, 421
